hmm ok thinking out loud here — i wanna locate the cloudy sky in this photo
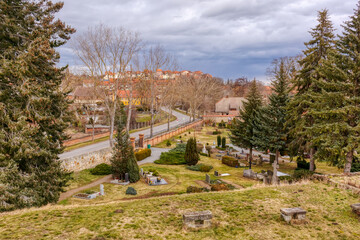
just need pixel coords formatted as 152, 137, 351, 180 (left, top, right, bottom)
56, 0, 356, 83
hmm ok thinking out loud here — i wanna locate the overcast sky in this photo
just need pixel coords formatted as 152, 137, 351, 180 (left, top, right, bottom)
56, 0, 357, 83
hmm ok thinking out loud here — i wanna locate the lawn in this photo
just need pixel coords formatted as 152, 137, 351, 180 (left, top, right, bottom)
65, 169, 108, 191
1, 182, 360, 239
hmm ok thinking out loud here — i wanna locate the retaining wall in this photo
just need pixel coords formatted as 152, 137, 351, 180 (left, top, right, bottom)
61, 120, 203, 172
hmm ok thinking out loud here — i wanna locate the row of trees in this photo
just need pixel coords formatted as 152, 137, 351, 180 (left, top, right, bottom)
231, 4, 360, 183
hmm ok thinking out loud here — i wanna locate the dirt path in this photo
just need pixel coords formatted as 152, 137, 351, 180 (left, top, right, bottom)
59, 175, 112, 202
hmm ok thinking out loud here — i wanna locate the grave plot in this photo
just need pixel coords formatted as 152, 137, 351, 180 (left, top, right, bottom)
110, 173, 130, 185
140, 168, 168, 186
73, 184, 105, 200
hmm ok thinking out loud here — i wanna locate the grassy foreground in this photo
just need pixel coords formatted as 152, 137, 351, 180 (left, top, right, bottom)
1, 182, 360, 240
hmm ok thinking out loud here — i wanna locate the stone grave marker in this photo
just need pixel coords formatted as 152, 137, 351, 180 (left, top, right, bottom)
214, 171, 219, 177
140, 168, 144, 176
280, 207, 307, 223
100, 184, 105, 195
125, 173, 129, 182
183, 210, 212, 229
205, 174, 211, 184
351, 203, 360, 216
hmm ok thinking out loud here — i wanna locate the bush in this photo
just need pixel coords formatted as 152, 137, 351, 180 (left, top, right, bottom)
186, 186, 204, 193
293, 169, 313, 180
166, 140, 171, 147
222, 156, 239, 167
217, 135, 221, 147
90, 163, 112, 175
221, 137, 226, 148
211, 183, 229, 191
199, 152, 208, 157
147, 168, 159, 176
185, 138, 200, 166
155, 144, 187, 165
351, 160, 360, 172
212, 131, 221, 135
186, 163, 213, 172
296, 159, 316, 171
125, 187, 137, 195
134, 148, 151, 161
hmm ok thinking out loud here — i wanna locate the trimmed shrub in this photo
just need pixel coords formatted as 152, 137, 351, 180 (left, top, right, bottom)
155, 144, 186, 165
166, 140, 171, 147
125, 187, 137, 195
221, 137, 226, 148
90, 163, 112, 175
217, 135, 221, 147
222, 156, 239, 167
185, 138, 200, 166
296, 159, 316, 171
211, 183, 229, 191
186, 186, 204, 193
134, 148, 151, 161
186, 163, 213, 172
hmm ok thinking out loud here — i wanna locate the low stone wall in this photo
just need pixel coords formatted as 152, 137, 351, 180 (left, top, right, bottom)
143, 120, 203, 147
61, 120, 203, 172
61, 147, 112, 172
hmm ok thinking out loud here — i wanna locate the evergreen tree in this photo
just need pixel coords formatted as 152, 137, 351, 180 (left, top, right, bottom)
221, 137, 226, 148
217, 135, 221, 147
287, 9, 335, 171
110, 104, 140, 182
185, 138, 199, 165
253, 58, 292, 184
0, 0, 75, 211
230, 80, 262, 169
308, 3, 360, 173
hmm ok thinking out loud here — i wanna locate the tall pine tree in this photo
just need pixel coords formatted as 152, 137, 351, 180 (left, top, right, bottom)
0, 0, 75, 211
308, 2, 360, 173
230, 80, 262, 169
253, 58, 292, 184
287, 9, 335, 171
111, 104, 140, 182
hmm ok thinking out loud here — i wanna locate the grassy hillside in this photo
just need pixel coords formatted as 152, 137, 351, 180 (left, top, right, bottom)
1, 182, 359, 240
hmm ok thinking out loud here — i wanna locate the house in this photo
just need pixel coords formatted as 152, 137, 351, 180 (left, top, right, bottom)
203, 96, 246, 123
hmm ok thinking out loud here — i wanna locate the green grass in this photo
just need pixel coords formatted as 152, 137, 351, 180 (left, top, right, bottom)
2, 182, 360, 239
65, 169, 108, 191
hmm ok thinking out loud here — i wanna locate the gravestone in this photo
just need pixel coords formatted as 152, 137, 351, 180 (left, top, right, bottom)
243, 169, 256, 179
351, 203, 360, 216
100, 184, 105, 196
205, 174, 211, 184
280, 207, 307, 223
183, 210, 212, 229
140, 168, 144, 176
125, 173, 129, 182
214, 171, 219, 177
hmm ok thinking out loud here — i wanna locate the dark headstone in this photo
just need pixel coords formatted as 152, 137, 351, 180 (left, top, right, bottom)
214, 171, 219, 176
205, 174, 211, 184
125, 173, 129, 182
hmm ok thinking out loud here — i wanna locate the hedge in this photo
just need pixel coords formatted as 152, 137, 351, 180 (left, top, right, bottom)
186, 163, 213, 172
154, 143, 187, 165
90, 163, 112, 175
135, 148, 151, 161
221, 156, 239, 167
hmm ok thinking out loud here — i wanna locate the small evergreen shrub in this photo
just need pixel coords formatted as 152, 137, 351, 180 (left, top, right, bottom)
351, 159, 360, 172
155, 144, 187, 165
221, 137, 226, 148
185, 138, 200, 166
90, 163, 112, 175
199, 152, 208, 157
134, 149, 151, 161
166, 140, 171, 146
125, 187, 137, 195
296, 159, 316, 171
222, 156, 239, 167
212, 131, 221, 135
186, 163, 213, 172
217, 135, 221, 147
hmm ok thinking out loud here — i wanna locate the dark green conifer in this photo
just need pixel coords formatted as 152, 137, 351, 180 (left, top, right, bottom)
230, 80, 262, 169
308, 3, 360, 173
0, 0, 75, 211
287, 9, 335, 171
185, 138, 199, 165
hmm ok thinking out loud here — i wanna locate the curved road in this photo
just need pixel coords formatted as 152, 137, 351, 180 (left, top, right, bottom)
59, 108, 190, 160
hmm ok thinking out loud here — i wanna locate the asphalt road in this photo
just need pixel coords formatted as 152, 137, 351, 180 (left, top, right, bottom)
59, 108, 190, 160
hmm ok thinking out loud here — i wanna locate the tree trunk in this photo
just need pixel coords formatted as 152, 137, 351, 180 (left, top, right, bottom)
92, 122, 95, 141
309, 147, 315, 171
126, 80, 133, 133
109, 113, 115, 148
150, 77, 154, 138
344, 149, 354, 174
272, 150, 279, 185
249, 146, 253, 169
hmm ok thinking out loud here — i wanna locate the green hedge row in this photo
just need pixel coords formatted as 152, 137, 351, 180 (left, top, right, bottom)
135, 148, 151, 161
221, 156, 239, 167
